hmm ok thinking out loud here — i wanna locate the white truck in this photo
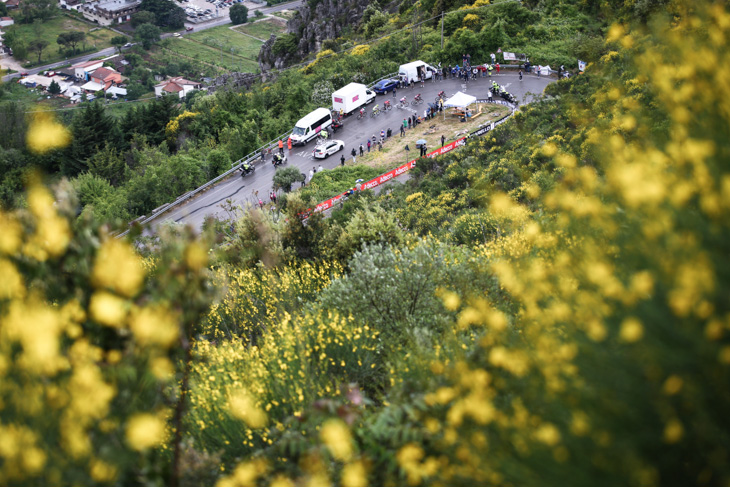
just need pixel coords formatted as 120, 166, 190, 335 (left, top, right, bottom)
398, 60, 438, 84
331, 82, 376, 115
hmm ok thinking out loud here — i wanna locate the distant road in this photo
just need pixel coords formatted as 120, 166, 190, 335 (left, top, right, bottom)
1, 0, 301, 83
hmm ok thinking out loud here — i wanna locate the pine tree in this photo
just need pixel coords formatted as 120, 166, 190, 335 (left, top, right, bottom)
62, 102, 117, 176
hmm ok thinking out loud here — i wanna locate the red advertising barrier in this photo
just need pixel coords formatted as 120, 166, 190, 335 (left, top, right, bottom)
310, 136, 467, 215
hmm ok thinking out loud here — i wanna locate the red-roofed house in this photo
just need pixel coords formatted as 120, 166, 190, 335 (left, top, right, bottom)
0, 17, 15, 27
4, 0, 19, 9
90, 67, 123, 90
154, 77, 202, 99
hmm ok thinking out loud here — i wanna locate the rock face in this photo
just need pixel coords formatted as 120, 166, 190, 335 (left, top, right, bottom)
206, 72, 258, 93
258, 0, 372, 73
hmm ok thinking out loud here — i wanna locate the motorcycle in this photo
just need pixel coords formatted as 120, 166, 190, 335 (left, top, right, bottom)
272, 153, 287, 167
240, 163, 255, 177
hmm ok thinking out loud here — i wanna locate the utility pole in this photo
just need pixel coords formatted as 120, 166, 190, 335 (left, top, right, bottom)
441, 11, 444, 50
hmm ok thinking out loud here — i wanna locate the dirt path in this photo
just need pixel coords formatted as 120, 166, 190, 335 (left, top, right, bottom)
0, 56, 25, 73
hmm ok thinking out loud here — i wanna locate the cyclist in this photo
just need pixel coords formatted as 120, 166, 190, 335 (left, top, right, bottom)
373, 103, 380, 115
400, 96, 407, 106
384, 100, 391, 110
359, 107, 365, 118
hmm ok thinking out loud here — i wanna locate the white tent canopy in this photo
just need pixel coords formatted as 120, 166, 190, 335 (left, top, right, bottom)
443, 91, 476, 109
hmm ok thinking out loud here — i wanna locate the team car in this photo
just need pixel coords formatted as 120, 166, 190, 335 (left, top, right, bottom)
312, 139, 345, 159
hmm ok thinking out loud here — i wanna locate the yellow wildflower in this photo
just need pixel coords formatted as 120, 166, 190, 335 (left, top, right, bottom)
126, 413, 166, 451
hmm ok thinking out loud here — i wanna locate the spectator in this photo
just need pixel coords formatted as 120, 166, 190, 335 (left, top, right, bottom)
366, 140, 370, 153
400, 124, 405, 137
403, 118, 408, 130
495, 62, 500, 74
340, 154, 345, 166
300, 173, 306, 187
318, 164, 324, 173
387, 128, 392, 138
351, 148, 357, 164
360, 143, 364, 156
441, 134, 446, 147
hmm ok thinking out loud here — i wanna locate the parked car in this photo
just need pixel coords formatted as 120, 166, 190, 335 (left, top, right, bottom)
373, 79, 398, 94
312, 139, 345, 159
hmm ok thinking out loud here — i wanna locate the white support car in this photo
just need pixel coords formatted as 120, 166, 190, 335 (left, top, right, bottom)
312, 139, 345, 159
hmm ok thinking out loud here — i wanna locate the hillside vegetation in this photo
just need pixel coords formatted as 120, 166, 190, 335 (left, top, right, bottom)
1, 1, 729, 487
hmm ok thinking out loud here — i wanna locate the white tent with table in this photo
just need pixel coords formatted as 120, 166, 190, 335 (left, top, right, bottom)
442, 91, 477, 120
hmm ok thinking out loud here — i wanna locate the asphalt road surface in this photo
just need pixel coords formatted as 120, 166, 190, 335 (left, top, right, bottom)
156, 71, 553, 230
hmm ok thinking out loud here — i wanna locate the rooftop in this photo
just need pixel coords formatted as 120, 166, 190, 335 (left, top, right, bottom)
92, 0, 140, 12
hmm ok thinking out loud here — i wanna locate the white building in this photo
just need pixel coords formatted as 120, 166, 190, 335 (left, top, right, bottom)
72, 59, 105, 81
80, 0, 141, 26
154, 77, 202, 99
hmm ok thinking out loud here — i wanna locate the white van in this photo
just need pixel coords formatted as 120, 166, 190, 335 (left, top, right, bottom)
398, 60, 438, 83
290, 108, 333, 146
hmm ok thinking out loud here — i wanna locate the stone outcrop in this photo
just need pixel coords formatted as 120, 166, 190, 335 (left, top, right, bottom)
258, 0, 373, 73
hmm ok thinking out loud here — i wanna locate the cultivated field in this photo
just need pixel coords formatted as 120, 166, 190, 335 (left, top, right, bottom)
232, 17, 286, 40
164, 25, 267, 72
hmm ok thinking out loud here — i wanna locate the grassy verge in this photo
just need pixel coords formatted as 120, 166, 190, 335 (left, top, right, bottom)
349, 103, 511, 169
0, 81, 69, 110
9, 16, 118, 67
232, 18, 286, 39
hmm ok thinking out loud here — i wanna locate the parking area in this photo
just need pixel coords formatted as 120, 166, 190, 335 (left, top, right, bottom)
178, 0, 233, 24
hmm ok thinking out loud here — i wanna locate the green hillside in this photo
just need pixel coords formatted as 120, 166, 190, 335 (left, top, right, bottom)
1, 1, 729, 486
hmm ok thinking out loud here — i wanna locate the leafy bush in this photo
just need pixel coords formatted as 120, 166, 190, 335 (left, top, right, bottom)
272, 166, 304, 192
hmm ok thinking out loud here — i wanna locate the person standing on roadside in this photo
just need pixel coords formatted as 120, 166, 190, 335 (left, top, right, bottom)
441, 134, 446, 147
519, 69, 523, 81
340, 154, 345, 166
351, 148, 357, 164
